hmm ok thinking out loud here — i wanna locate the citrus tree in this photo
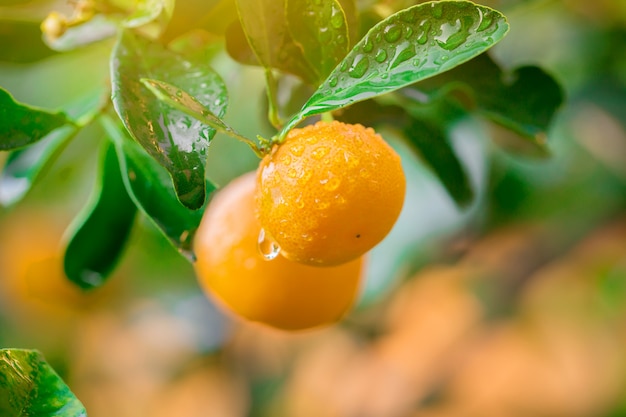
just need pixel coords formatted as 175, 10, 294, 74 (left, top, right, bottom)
0, 0, 563, 414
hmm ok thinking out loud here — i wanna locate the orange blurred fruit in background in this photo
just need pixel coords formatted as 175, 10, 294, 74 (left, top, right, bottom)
256, 121, 405, 266
194, 172, 364, 331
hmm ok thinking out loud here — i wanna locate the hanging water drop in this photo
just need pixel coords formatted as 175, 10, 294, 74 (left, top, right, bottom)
258, 228, 281, 260
362, 36, 374, 53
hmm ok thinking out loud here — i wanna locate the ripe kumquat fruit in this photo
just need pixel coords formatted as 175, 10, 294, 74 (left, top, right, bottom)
193, 172, 364, 331
256, 120, 406, 266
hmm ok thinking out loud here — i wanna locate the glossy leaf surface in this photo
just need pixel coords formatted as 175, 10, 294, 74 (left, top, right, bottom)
409, 53, 564, 146
283, 0, 509, 133
235, 0, 317, 83
286, 0, 349, 83
101, 115, 211, 259
0, 349, 86, 417
0, 87, 70, 151
64, 142, 137, 290
110, 30, 227, 210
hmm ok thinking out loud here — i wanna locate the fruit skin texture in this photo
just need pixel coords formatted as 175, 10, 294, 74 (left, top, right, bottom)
193, 172, 364, 331
256, 120, 406, 266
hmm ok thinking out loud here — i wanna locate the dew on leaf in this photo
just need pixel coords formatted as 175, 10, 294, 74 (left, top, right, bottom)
375, 48, 387, 63
330, 5, 345, 29
383, 24, 402, 43
328, 76, 338, 87
363, 36, 374, 52
431, 2, 443, 19
348, 54, 369, 78
390, 43, 416, 69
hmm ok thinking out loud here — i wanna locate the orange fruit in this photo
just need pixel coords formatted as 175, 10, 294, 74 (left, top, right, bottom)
256, 120, 405, 266
193, 172, 364, 331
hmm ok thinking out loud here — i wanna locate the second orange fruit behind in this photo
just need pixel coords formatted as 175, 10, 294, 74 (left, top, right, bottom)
194, 172, 364, 331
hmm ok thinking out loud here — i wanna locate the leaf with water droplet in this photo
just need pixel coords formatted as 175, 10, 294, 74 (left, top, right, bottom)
281, 1, 509, 133
110, 30, 227, 210
0, 87, 70, 151
286, 0, 350, 83
63, 141, 137, 290
100, 115, 213, 257
0, 349, 87, 417
406, 53, 563, 153
233, 0, 317, 83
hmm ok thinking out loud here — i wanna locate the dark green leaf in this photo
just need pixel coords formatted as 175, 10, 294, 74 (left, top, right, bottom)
100, 115, 212, 259
64, 142, 137, 290
0, 20, 57, 63
225, 20, 260, 66
0, 87, 70, 151
0, 349, 87, 417
404, 116, 474, 206
110, 30, 227, 210
409, 53, 564, 145
283, 1, 509, 133
234, 0, 317, 83
286, 0, 349, 83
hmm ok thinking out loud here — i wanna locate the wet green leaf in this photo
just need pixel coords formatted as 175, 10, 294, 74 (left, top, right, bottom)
234, 0, 317, 83
64, 142, 137, 290
110, 30, 227, 210
404, 116, 474, 206
282, 1, 509, 133
0, 87, 70, 151
100, 115, 212, 259
409, 53, 564, 147
286, 0, 349, 83
0, 349, 86, 417
0, 20, 57, 63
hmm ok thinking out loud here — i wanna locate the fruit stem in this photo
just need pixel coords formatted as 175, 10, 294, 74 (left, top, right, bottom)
264, 69, 283, 130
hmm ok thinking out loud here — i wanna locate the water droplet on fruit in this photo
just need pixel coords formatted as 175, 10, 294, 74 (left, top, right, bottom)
312, 146, 329, 160
280, 154, 292, 165
287, 168, 298, 178
290, 144, 305, 156
324, 177, 341, 191
383, 24, 402, 43
258, 229, 281, 260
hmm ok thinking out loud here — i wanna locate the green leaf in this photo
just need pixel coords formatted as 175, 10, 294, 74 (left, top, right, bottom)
283, 0, 509, 133
286, 0, 349, 83
404, 116, 474, 206
0, 349, 87, 417
0, 87, 71, 151
0, 126, 76, 207
64, 142, 137, 290
0, 20, 57, 63
0, 89, 108, 207
110, 30, 227, 210
408, 53, 564, 146
234, 0, 317, 83
100, 115, 212, 259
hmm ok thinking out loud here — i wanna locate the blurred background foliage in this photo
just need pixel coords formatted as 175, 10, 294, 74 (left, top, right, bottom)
1, 0, 626, 416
